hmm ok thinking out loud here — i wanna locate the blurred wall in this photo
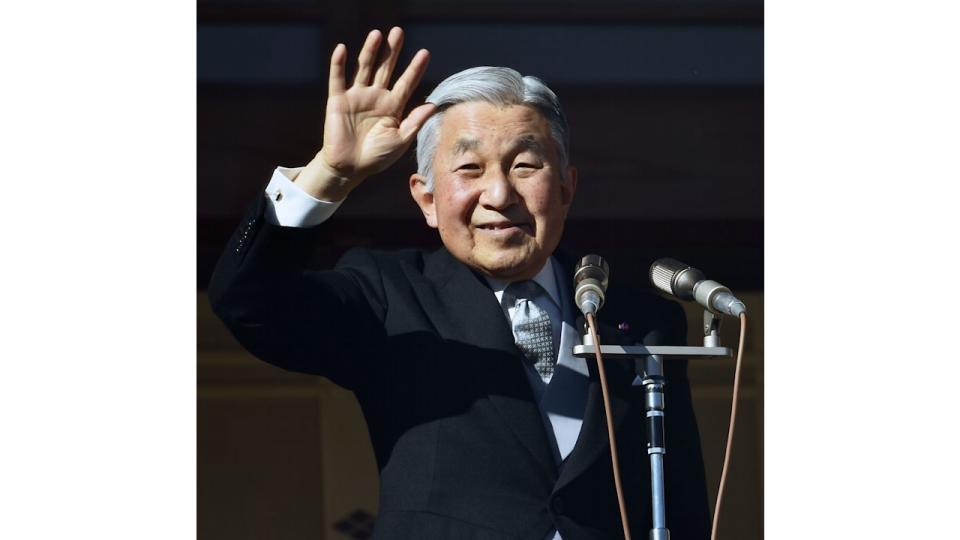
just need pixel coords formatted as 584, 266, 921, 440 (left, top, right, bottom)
198, 1, 763, 538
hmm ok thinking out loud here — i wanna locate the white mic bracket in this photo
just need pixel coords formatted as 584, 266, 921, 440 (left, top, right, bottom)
704, 310, 722, 348
572, 344, 732, 359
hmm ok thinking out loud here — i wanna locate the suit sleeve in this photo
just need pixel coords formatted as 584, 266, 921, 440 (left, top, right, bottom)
207, 194, 388, 390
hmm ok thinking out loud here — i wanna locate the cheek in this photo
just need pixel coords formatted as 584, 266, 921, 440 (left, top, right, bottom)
435, 189, 477, 233
527, 190, 569, 242
525, 186, 561, 219
442, 186, 479, 219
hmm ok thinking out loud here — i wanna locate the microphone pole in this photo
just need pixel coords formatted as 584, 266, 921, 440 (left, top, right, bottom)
640, 330, 670, 540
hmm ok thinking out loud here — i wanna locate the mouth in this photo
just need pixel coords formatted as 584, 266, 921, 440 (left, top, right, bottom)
476, 222, 532, 234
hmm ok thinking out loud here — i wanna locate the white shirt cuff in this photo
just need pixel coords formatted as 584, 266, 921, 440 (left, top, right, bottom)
263, 166, 344, 227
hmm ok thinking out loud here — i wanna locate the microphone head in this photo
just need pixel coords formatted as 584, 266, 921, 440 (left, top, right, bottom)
574, 254, 609, 315
574, 254, 609, 290
649, 257, 705, 301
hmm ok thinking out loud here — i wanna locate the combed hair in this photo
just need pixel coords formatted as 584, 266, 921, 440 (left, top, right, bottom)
415, 66, 570, 192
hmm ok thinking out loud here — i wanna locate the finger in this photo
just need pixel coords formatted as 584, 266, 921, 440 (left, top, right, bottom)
328, 43, 347, 96
373, 27, 404, 88
399, 103, 438, 144
353, 29, 382, 87
391, 49, 431, 109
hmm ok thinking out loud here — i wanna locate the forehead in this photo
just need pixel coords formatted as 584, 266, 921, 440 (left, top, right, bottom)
436, 102, 552, 153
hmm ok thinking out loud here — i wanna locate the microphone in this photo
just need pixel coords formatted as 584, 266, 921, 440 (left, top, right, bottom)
574, 254, 610, 316
649, 258, 746, 317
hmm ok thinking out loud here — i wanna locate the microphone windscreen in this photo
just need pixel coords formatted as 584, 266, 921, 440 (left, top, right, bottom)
649, 258, 704, 300
649, 258, 686, 295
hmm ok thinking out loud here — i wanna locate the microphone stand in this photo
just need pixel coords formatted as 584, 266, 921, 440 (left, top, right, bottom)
574, 310, 731, 540
643, 351, 669, 540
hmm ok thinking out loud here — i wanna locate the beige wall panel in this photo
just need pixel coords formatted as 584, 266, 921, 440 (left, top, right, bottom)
685, 291, 764, 539
317, 385, 380, 538
198, 395, 325, 540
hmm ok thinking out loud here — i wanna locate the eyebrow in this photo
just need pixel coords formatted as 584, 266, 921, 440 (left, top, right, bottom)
451, 135, 546, 156
452, 138, 481, 156
513, 134, 545, 154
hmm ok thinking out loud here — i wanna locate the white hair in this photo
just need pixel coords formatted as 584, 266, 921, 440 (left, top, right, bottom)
415, 66, 570, 192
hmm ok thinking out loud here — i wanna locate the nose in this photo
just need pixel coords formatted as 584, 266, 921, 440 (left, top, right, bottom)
479, 170, 519, 210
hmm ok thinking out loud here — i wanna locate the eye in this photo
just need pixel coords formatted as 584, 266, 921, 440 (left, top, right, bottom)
512, 162, 540, 176
456, 163, 481, 171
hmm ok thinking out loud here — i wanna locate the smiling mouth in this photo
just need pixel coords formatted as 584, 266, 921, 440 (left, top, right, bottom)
477, 222, 529, 231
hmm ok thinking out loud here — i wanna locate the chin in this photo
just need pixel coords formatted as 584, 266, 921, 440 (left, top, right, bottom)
477, 250, 546, 281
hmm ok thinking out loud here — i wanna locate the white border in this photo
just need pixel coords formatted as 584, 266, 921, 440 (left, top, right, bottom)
1, 1, 196, 538
767, 0, 960, 537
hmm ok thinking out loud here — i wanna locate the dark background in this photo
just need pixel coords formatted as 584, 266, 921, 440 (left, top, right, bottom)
197, 0, 763, 538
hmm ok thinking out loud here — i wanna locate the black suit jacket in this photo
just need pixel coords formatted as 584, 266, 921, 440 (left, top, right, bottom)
209, 196, 710, 539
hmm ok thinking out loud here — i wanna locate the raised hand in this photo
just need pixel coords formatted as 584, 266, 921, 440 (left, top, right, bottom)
299, 27, 436, 201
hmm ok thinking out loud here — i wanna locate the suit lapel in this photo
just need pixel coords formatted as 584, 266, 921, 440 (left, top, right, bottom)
554, 314, 636, 492
422, 248, 557, 480
422, 247, 518, 356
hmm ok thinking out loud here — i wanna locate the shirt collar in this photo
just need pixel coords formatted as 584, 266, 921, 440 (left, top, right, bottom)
485, 258, 561, 308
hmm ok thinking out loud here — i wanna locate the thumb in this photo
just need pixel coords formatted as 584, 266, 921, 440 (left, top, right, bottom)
398, 103, 438, 144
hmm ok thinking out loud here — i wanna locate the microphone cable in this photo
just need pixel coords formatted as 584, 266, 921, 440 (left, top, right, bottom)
585, 312, 632, 540
711, 312, 748, 540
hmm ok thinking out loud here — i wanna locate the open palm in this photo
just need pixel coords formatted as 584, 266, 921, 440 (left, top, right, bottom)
319, 28, 436, 183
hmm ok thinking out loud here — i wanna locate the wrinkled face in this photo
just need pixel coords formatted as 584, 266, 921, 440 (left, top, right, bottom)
410, 102, 577, 281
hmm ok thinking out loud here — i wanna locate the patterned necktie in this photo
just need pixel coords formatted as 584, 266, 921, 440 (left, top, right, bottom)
502, 280, 556, 383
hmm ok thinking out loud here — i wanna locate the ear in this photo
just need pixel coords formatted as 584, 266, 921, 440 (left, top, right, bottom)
409, 173, 438, 229
561, 166, 578, 207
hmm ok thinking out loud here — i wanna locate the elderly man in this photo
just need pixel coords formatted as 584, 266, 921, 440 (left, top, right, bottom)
210, 27, 709, 539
